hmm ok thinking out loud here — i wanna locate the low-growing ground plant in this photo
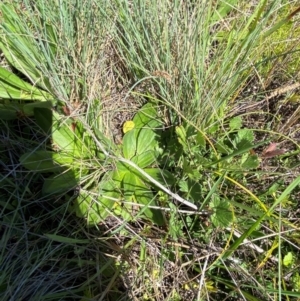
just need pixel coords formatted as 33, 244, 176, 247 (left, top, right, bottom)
1, 0, 300, 300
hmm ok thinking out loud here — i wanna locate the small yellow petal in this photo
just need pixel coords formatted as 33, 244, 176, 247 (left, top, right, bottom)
123, 121, 135, 133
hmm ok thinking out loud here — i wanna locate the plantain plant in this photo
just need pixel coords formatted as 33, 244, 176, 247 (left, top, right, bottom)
16, 102, 175, 226
96, 102, 175, 226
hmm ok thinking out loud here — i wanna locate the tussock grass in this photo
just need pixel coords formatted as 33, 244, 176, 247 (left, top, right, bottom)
1, 0, 300, 300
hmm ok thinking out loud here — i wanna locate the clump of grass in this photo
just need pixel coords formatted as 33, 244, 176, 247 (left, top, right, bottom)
109, 0, 284, 129
1, 0, 300, 300
0, 1, 110, 103
0, 1, 119, 300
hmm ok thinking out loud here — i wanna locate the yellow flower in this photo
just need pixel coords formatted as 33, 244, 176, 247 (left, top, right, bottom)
123, 120, 135, 133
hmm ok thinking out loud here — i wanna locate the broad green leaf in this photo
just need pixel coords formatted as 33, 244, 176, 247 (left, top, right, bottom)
115, 160, 132, 173
52, 124, 81, 157
179, 180, 189, 193
23, 101, 53, 116
112, 168, 127, 184
241, 154, 260, 169
122, 172, 138, 198
42, 170, 79, 196
123, 127, 157, 158
0, 66, 53, 100
20, 150, 73, 172
132, 102, 162, 129
115, 161, 175, 188
237, 129, 254, 143
34, 107, 52, 135
101, 170, 124, 194
185, 124, 197, 139
123, 103, 161, 159
138, 192, 164, 225
134, 176, 164, 225
136, 128, 157, 155
183, 157, 195, 177
229, 116, 242, 130
49, 152, 75, 166
131, 150, 157, 168
122, 128, 136, 159
112, 168, 165, 225
235, 139, 253, 152
97, 171, 122, 219
209, 197, 234, 227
